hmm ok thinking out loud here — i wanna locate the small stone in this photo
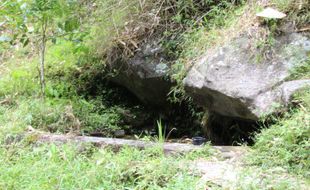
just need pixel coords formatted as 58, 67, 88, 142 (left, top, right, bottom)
114, 130, 126, 138
155, 63, 169, 74
256, 7, 286, 19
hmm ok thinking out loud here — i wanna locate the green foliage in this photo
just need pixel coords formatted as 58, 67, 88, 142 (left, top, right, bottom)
1, 0, 83, 45
183, 143, 215, 160
0, 57, 39, 97
1, 0, 90, 95
171, 0, 244, 26
255, 32, 276, 50
254, 32, 276, 64
230, 90, 310, 189
72, 98, 123, 135
247, 88, 310, 178
0, 97, 124, 136
0, 41, 78, 98
0, 1, 25, 43
1, 1, 309, 189
0, 68, 38, 96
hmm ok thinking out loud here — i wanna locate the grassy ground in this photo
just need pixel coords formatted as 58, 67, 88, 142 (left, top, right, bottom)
0, 141, 215, 190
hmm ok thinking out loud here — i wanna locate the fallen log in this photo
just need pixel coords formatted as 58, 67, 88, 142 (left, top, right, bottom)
33, 133, 201, 154
28, 132, 246, 157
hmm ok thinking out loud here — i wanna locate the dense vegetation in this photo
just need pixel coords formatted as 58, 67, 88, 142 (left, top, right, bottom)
0, 0, 309, 189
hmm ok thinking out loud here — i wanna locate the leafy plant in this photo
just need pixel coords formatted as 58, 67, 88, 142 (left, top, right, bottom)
1, 0, 85, 96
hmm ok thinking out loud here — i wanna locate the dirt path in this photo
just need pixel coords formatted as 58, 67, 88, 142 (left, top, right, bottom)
193, 147, 246, 187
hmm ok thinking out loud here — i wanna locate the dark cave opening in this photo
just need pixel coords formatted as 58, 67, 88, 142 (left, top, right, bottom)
83, 78, 263, 146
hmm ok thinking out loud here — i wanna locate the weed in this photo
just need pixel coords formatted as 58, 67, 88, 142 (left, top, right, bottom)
183, 143, 215, 160
156, 119, 165, 143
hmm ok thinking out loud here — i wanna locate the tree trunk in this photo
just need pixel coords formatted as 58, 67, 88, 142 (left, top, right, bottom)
39, 20, 47, 97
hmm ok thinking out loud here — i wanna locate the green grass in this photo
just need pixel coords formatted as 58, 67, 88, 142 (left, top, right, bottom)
236, 88, 310, 189
0, 143, 208, 190
0, 97, 124, 136
156, 119, 165, 143
289, 57, 310, 80
211, 89, 310, 189
247, 89, 310, 178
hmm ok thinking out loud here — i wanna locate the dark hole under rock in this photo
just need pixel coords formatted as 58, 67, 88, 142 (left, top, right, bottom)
81, 73, 261, 145
203, 113, 260, 145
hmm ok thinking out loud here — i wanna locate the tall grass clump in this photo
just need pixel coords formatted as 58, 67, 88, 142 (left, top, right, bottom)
156, 119, 166, 143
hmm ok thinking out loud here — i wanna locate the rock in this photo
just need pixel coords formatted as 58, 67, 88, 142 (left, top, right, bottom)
254, 79, 310, 117
184, 32, 310, 121
114, 130, 126, 138
108, 40, 172, 107
256, 7, 286, 19
116, 108, 150, 127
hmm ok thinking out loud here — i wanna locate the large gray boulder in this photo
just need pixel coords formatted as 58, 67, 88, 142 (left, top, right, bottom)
108, 40, 172, 107
184, 32, 310, 121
